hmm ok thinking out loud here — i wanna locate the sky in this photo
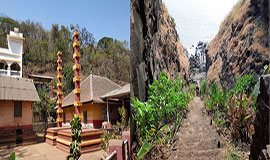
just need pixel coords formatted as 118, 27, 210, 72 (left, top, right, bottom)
163, 0, 238, 48
0, 0, 130, 43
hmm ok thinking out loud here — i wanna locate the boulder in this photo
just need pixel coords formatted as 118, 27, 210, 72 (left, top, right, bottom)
250, 74, 270, 160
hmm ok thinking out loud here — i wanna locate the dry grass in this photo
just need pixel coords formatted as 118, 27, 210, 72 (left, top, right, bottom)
207, 56, 222, 84
206, 0, 270, 84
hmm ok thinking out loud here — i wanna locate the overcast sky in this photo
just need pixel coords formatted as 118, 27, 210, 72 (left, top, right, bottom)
163, 0, 238, 48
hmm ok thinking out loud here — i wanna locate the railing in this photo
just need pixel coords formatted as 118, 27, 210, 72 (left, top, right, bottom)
0, 69, 21, 77
11, 70, 20, 77
106, 150, 117, 160
122, 139, 130, 160
0, 69, 7, 76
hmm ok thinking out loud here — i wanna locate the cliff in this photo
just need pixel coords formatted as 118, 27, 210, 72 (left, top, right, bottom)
206, 0, 269, 89
130, 0, 190, 101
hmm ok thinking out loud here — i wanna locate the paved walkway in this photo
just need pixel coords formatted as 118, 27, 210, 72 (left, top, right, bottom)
0, 142, 107, 160
169, 97, 226, 160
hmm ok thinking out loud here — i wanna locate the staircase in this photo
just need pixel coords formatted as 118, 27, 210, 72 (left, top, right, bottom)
169, 97, 225, 160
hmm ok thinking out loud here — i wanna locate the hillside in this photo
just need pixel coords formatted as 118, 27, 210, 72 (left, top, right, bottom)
131, 0, 190, 101
0, 16, 130, 95
206, 0, 269, 89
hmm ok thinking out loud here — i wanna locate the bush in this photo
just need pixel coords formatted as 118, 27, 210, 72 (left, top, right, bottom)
206, 83, 224, 113
132, 72, 191, 159
199, 79, 208, 98
202, 74, 256, 142
188, 84, 197, 96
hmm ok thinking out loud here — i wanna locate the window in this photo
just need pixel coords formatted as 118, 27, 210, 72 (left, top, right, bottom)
0, 62, 4, 69
14, 101, 22, 117
83, 110, 87, 124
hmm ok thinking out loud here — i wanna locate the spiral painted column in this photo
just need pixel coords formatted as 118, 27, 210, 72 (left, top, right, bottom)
56, 51, 63, 127
73, 30, 82, 118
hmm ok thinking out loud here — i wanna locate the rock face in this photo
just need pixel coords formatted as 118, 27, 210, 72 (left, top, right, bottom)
206, 0, 270, 89
251, 0, 269, 19
130, 0, 189, 101
189, 41, 207, 85
250, 75, 270, 160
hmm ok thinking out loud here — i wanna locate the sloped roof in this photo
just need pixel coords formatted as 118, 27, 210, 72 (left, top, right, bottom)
101, 84, 130, 99
0, 76, 40, 101
62, 74, 121, 107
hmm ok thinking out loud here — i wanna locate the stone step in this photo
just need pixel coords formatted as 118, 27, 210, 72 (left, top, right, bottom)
169, 156, 221, 160
174, 139, 221, 150
170, 148, 224, 159
177, 134, 220, 141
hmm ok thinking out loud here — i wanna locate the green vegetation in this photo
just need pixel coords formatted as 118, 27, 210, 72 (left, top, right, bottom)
118, 105, 127, 129
132, 72, 192, 159
67, 115, 82, 160
199, 66, 270, 143
199, 79, 208, 98
9, 152, 19, 160
33, 89, 56, 123
227, 150, 242, 160
201, 75, 256, 142
0, 16, 130, 95
101, 105, 128, 151
188, 84, 197, 97
170, 17, 176, 27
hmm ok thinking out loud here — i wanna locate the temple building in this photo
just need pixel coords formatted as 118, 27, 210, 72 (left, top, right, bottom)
59, 74, 130, 128
0, 28, 40, 144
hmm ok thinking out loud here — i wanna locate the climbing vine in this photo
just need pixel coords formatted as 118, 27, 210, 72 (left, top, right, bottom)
67, 115, 82, 160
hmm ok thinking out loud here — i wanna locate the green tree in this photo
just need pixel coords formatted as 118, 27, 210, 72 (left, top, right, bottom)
33, 89, 55, 127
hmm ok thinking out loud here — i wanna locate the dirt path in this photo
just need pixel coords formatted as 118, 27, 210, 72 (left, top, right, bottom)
169, 97, 226, 160
0, 143, 107, 160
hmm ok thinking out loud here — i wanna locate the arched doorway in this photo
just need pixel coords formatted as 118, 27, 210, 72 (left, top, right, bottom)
10, 62, 21, 77
0, 60, 8, 76
0, 60, 8, 69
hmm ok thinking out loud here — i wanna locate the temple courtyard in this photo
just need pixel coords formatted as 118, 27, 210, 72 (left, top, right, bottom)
0, 142, 108, 160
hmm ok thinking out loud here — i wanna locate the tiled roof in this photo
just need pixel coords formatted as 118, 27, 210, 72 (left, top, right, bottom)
101, 84, 130, 99
62, 74, 121, 107
0, 76, 40, 101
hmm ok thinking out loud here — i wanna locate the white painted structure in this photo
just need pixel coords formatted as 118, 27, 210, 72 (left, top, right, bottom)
0, 28, 24, 78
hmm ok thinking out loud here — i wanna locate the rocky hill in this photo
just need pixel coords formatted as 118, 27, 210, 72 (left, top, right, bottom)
131, 0, 190, 101
206, 0, 269, 89
189, 41, 207, 86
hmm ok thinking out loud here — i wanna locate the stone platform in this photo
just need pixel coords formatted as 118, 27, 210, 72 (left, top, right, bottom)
45, 127, 70, 146
55, 128, 103, 154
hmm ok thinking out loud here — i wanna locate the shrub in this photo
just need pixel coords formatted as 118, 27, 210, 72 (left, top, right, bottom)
188, 84, 197, 96
231, 74, 255, 96
206, 83, 224, 113
199, 79, 208, 98
132, 72, 191, 159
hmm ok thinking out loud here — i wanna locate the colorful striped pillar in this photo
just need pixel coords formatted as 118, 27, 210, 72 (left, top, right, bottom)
56, 51, 63, 127
73, 30, 82, 118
